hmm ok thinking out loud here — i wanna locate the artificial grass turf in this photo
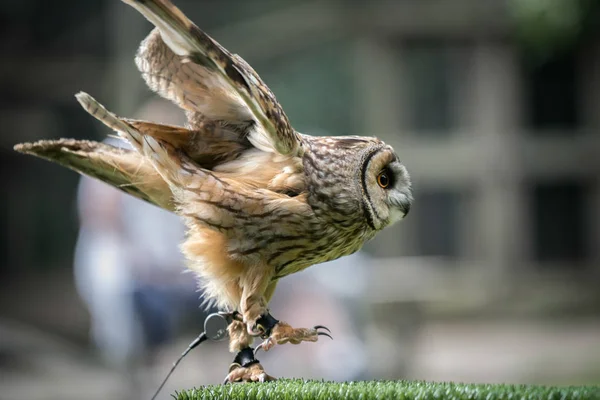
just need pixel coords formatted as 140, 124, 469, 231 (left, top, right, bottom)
177, 379, 600, 400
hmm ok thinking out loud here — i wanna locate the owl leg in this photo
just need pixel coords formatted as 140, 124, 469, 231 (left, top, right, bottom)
239, 265, 273, 333
239, 274, 333, 352
222, 319, 275, 383
223, 346, 275, 384
227, 316, 253, 353
253, 312, 333, 353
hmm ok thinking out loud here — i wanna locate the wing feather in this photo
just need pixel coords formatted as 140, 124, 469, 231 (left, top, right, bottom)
76, 91, 250, 169
123, 0, 301, 156
14, 139, 174, 211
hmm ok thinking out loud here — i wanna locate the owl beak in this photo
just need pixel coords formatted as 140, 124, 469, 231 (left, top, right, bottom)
401, 201, 411, 217
388, 191, 412, 221
397, 191, 413, 219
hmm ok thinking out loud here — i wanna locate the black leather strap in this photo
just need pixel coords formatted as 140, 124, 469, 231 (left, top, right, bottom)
256, 312, 280, 338
233, 347, 259, 368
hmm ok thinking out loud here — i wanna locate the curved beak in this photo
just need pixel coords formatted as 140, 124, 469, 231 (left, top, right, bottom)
400, 200, 411, 217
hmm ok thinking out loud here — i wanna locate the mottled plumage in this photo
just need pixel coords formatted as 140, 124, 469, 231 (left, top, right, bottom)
15, 0, 412, 382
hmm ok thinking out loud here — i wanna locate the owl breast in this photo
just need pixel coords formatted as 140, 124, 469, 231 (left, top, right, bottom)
270, 219, 375, 279
262, 138, 379, 278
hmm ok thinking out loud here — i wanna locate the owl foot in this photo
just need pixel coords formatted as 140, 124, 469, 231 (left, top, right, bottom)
252, 312, 333, 353
223, 347, 276, 383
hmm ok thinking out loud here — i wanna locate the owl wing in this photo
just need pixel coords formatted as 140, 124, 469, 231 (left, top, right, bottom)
124, 0, 301, 156
141, 133, 316, 261
14, 139, 174, 210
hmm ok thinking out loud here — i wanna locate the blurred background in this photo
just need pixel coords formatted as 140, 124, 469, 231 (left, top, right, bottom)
1, 0, 600, 399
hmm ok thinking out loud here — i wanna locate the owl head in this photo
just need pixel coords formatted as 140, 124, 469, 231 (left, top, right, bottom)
360, 143, 412, 230
303, 135, 412, 231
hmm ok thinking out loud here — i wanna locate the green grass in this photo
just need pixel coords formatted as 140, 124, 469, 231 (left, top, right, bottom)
177, 379, 600, 400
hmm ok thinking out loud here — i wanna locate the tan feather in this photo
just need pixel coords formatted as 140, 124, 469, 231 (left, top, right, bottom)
124, 0, 300, 156
14, 139, 173, 210
75, 92, 145, 151
127, 117, 250, 168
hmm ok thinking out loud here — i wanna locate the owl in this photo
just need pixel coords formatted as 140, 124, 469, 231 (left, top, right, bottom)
15, 0, 412, 383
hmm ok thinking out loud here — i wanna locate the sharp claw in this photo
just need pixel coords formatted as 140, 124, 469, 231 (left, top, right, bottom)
222, 376, 230, 385
318, 331, 333, 340
248, 325, 262, 336
254, 343, 264, 355
314, 325, 331, 333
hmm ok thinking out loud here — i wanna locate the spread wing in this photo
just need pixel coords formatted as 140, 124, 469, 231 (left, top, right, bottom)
75, 92, 250, 170
124, 0, 301, 156
14, 139, 174, 211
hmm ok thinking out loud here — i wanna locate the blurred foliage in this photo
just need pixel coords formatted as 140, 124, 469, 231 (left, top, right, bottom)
508, 0, 597, 62
177, 379, 600, 400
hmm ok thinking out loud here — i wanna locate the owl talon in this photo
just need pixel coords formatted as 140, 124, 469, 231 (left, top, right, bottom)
247, 324, 263, 336
314, 325, 332, 333
253, 337, 273, 355
223, 347, 275, 383
222, 363, 275, 384
318, 331, 334, 340
255, 321, 333, 352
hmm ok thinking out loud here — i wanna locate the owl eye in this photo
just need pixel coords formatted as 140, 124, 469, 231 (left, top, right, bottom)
377, 170, 390, 188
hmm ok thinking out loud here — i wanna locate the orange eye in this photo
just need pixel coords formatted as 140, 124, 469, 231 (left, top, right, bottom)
377, 171, 390, 188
